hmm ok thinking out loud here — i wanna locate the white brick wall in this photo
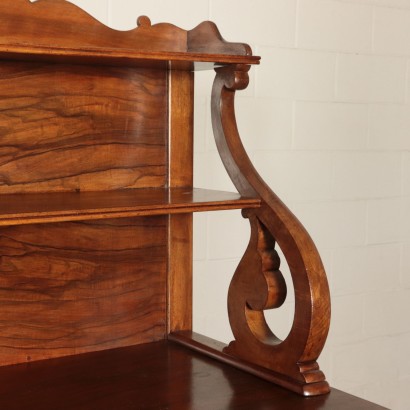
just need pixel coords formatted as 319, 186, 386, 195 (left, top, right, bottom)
68, 1, 410, 408
369, 105, 410, 150
337, 54, 407, 103
294, 101, 368, 150
373, 7, 410, 55
257, 48, 337, 100
297, 0, 373, 52
210, 0, 297, 48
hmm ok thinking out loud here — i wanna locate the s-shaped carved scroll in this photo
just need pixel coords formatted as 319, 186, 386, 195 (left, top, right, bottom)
211, 64, 331, 396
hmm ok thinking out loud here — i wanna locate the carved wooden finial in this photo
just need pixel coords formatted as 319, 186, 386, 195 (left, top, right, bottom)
215, 65, 250, 92
137, 16, 152, 28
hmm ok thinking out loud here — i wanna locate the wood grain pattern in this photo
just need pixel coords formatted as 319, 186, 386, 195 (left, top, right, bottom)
168, 70, 194, 189
0, 341, 386, 410
0, 61, 167, 193
168, 213, 193, 333
168, 70, 194, 333
211, 64, 331, 396
0, 217, 167, 366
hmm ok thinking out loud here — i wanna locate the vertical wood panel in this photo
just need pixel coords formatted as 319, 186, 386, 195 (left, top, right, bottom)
0, 217, 167, 366
168, 69, 194, 188
168, 70, 194, 333
0, 62, 168, 193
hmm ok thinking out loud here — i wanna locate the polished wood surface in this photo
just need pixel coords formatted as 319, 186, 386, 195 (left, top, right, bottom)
0, 46, 260, 70
168, 214, 193, 333
0, 341, 387, 410
0, 61, 167, 194
168, 69, 194, 333
0, 188, 260, 226
0, 0, 259, 67
211, 64, 331, 395
0, 217, 167, 366
168, 70, 194, 189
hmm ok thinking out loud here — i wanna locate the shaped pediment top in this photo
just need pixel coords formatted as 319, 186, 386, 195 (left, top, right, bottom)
188, 21, 252, 56
0, 0, 252, 58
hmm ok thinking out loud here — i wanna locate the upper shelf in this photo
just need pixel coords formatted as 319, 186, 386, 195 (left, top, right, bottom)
0, 188, 261, 226
0, 44, 260, 70
0, 0, 260, 69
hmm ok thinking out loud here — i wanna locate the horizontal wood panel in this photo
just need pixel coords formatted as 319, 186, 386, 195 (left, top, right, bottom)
0, 341, 386, 409
0, 62, 167, 193
0, 188, 260, 226
0, 47, 260, 69
0, 217, 167, 366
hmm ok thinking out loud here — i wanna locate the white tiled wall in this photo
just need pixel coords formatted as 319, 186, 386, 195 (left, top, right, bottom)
68, 1, 409, 408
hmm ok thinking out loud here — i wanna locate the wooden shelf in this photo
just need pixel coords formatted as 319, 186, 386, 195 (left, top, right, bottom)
0, 44, 260, 70
0, 188, 260, 226
0, 340, 386, 410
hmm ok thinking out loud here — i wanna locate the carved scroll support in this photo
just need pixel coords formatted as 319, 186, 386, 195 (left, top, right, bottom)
211, 64, 331, 396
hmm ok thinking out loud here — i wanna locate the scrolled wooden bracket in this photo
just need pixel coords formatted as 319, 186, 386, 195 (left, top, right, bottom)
211, 64, 331, 396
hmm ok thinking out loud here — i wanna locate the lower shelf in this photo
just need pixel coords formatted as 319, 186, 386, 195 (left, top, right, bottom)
0, 340, 386, 409
0, 188, 260, 226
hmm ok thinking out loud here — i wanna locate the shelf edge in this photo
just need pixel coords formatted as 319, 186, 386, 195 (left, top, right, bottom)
0, 200, 260, 226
